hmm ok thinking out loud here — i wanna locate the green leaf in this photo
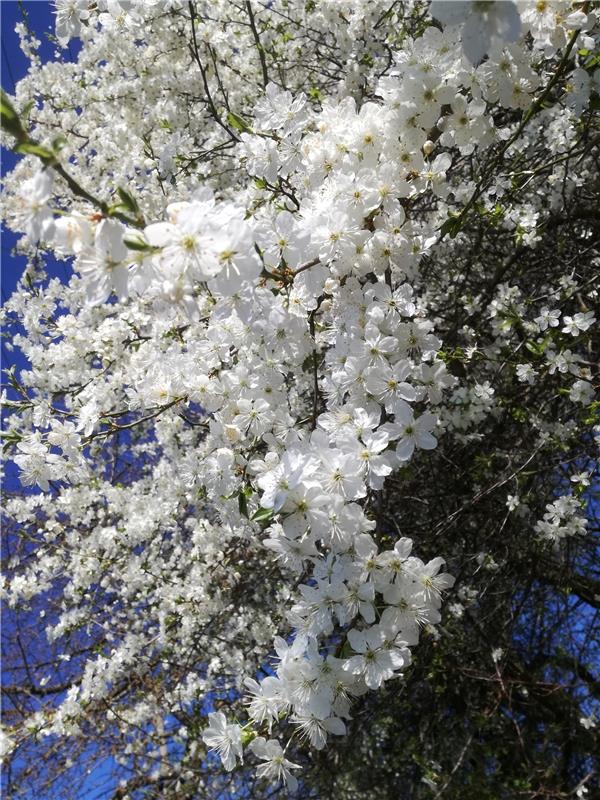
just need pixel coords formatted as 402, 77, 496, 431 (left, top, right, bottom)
124, 236, 152, 251
116, 186, 140, 214
14, 141, 54, 160
240, 729, 257, 746
238, 489, 249, 518
226, 111, 252, 133
0, 89, 18, 120
251, 506, 274, 523
439, 215, 462, 238
1, 90, 25, 139
525, 335, 550, 357
22, 100, 36, 122
524, 340, 546, 356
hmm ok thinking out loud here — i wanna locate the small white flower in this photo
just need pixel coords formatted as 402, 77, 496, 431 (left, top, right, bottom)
506, 494, 520, 511
516, 363, 536, 384
201, 712, 243, 771
579, 713, 596, 730
562, 312, 595, 336
534, 307, 560, 331
250, 737, 301, 791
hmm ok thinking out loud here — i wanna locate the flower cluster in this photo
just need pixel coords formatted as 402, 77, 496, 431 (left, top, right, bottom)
1, 0, 597, 794
535, 495, 588, 545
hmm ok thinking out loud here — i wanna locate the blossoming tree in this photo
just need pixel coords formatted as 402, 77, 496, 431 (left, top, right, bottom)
1, 1, 598, 798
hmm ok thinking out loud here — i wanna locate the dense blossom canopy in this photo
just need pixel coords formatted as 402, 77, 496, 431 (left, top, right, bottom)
1, 1, 598, 798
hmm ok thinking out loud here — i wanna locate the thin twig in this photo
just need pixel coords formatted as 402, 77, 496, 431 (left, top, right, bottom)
188, 1, 239, 142
246, 1, 269, 88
